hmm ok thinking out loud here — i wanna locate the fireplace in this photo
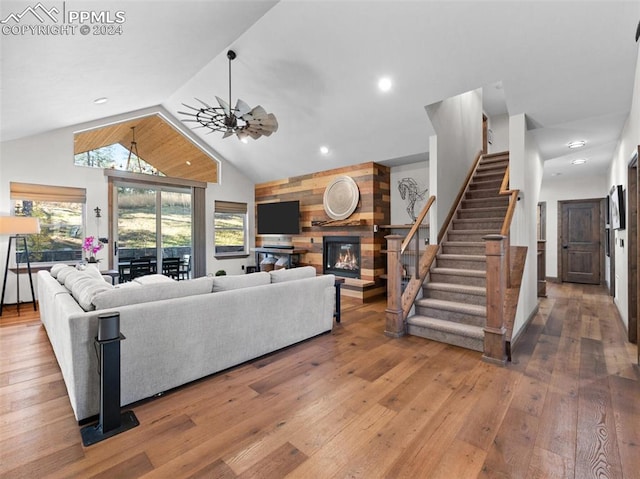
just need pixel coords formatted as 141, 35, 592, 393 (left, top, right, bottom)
323, 236, 361, 279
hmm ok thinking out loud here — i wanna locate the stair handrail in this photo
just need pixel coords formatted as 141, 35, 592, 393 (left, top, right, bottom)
499, 165, 519, 237
400, 195, 435, 255
384, 196, 436, 336
399, 196, 437, 319
437, 151, 484, 243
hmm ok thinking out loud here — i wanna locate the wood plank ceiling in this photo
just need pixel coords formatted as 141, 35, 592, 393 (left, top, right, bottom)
73, 114, 218, 183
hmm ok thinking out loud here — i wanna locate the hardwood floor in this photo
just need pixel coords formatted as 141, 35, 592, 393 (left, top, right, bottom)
1, 282, 638, 478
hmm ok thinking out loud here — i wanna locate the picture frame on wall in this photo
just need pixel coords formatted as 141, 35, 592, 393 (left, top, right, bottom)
609, 184, 625, 230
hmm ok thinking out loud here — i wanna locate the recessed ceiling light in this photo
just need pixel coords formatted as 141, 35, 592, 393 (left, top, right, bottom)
378, 77, 392, 92
319, 146, 329, 155
93, 97, 108, 105
571, 158, 587, 165
568, 140, 585, 149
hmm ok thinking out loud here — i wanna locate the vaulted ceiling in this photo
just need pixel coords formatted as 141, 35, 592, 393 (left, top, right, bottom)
74, 115, 218, 183
1, 1, 638, 184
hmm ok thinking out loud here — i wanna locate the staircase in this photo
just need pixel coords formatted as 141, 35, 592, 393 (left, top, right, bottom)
406, 152, 510, 351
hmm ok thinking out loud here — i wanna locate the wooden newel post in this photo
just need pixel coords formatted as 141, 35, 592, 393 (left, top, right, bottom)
385, 235, 405, 337
483, 234, 507, 365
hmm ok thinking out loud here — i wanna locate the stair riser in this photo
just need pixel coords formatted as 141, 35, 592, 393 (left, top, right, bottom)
436, 257, 486, 271
423, 288, 486, 306
452, 220, 503, 230
429, 272, 486, 287
407, 324, 484, 352
447, 231, 498, 242
414, 306, 486, 326
462, 198, 509, 209
457, 208, 507, 219
441, 244, 486, 255
476, 164, 508, 174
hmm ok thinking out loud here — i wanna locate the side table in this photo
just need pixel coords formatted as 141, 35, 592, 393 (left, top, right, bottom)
101, 269, 120, 285
334, 277, 345, 323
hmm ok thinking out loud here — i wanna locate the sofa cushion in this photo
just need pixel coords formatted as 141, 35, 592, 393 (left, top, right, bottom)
71, 277, 114, 311
64, 267, 104, 290
269, 266, 317, 283
92, 276, 214, 310
49, 263, 68, 278
212, 272, 271, 292
133, 274, 175, 285
56, 266, 76, 284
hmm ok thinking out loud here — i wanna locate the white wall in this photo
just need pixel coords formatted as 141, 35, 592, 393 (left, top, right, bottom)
0, 106, 255, 304
426, 88, 483, 237
538, 175, 609, 279
488, 113, 509, 154
390, 161, 429, 225
606, 45, 640, 328
509, 113, 544, 338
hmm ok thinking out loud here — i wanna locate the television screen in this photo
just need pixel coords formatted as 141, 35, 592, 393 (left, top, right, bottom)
257, 201, 300, 235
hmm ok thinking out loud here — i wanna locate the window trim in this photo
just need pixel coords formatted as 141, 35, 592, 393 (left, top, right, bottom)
214, 201, 249, 258
9, 182, 87, 265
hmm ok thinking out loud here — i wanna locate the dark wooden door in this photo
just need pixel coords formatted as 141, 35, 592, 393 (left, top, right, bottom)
560, 199, 602, 284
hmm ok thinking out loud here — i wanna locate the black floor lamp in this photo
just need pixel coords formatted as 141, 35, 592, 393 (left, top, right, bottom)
0, 216, 40, 316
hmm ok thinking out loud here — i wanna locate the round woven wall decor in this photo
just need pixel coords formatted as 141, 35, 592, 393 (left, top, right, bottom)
323, 175, 359, 220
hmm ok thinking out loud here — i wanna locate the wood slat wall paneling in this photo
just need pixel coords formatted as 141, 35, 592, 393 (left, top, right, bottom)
255, 162, 390, 301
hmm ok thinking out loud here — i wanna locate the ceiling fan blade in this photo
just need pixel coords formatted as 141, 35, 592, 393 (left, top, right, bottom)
235, 99, 252, 117
195, 97, 212, 109
236, 130, 250, 142
248, 105, 267, 120
215, 96, 230, 116
266, 114, 278, 132
244, 127, 262, 140
181, 103, 203, 112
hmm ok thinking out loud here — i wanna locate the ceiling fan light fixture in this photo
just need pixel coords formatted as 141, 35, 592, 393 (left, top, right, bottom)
179, 50, 278, 141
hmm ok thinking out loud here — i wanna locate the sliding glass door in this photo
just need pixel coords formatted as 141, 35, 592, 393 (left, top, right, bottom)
114, 183, 192, 280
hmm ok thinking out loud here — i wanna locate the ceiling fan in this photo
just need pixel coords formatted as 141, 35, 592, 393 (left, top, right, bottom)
179, 50, 278, 142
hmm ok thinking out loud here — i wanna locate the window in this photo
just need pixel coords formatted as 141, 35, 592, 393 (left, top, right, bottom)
214, 201, 248, 257
10, 182, 86, 263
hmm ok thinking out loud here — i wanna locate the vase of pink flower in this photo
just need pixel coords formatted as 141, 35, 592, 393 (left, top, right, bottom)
83, 236, 104, 263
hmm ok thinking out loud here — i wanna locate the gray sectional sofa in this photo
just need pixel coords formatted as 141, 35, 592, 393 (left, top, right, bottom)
37, 265, 335, 421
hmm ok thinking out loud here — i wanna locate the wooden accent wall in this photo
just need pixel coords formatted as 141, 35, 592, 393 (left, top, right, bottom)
255, 162, 390, 299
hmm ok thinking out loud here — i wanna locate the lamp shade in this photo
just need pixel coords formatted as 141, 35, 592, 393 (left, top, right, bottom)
0, 216, 41, 235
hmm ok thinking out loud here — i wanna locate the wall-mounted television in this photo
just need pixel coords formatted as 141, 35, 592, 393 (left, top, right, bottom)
257, 201, 300, 235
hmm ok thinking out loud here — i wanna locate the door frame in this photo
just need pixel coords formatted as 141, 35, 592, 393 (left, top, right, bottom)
628, 147, 638, 347
557, 197, 605, 285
